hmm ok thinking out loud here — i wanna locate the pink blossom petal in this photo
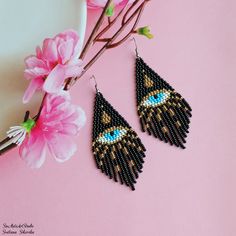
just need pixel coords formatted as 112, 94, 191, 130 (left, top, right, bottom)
44, 105, 72, 123
42, 38, 58, 63
43, 64, 66, 93
23, 30, 83, 103
48, 133, 77, 163
118, 0, 129, 7
24, 67, 49, 80
64, 64, 83, 78
87, 0, 105, 8
58, 39, 74, 64
67, 58, 83, 67
46, 92, 70, 112
57, 30, 82, 59
25, 56, 47, 69
60, 123, 79, 135
19, 92, 86, 168
57, 30, 79, 45
41, 93, 68, 115
19, 130, 47, 168
74, 107, 86, 130
61, 107, 86, 134
43, 64, 83, 93
36, 46, 43, 58
72, 40, 83, 59
62, 108, 81, 124
23, 77, 44, 104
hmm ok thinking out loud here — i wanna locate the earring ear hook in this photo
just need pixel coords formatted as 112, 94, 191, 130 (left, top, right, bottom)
90, 75, 99, 93
132, 37, 139, 58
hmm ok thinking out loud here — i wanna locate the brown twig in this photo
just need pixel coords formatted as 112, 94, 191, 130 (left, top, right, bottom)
64, 0, 112, 91
94, 2, 128, 42
80, 0, 113, 60
122, 0, 140, 25
0, 143, 17, 156
107, 3, 144, 48
0, 137, 11, 147
95, 38, 110, 42
34, 93, 47, 121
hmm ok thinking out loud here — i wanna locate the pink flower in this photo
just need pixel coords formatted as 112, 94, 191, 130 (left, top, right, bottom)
87, 0, 135, 9
23, 29, 83, 103
19, 92, 86, 168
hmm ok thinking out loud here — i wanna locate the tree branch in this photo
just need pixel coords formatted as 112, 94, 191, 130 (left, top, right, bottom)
80, 0, 113, 60
0, 0, 150, 156
64, 0, 112, 91
74, 0, 149, 79
122, 0, 140, 25
107, 4, 144, 48
94, 2, 128, 42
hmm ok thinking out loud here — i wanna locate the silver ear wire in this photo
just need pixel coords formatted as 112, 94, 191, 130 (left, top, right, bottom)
90, 75, 99, 93
132, 37, 139, 58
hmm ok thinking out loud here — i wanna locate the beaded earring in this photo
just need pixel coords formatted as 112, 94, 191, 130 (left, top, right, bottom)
91, 76, 146, 191
133, 39, 192, 149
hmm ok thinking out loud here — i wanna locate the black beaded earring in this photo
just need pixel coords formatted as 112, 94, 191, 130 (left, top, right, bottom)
91, 76, 146, 191
133, 38, 192, 149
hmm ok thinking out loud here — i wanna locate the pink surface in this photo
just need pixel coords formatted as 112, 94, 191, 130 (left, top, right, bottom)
1, 1, 236, 235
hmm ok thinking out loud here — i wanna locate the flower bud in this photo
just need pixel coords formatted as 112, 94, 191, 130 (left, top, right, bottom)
137, 26, 154, 39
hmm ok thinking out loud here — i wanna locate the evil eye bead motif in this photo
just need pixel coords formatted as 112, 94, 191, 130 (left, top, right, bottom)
97, 126, 127, 144
92, 92, 146, 190
141, 89, 170, 108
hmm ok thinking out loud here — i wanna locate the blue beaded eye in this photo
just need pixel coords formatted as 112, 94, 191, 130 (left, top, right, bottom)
141, 90, 170, 107
97, 127, 127, 144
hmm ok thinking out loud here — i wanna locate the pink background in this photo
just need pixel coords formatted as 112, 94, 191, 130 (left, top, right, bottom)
1, 0, 236, 235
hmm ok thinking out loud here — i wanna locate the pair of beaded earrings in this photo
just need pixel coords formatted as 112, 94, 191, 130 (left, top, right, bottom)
91, 40, 192, 191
